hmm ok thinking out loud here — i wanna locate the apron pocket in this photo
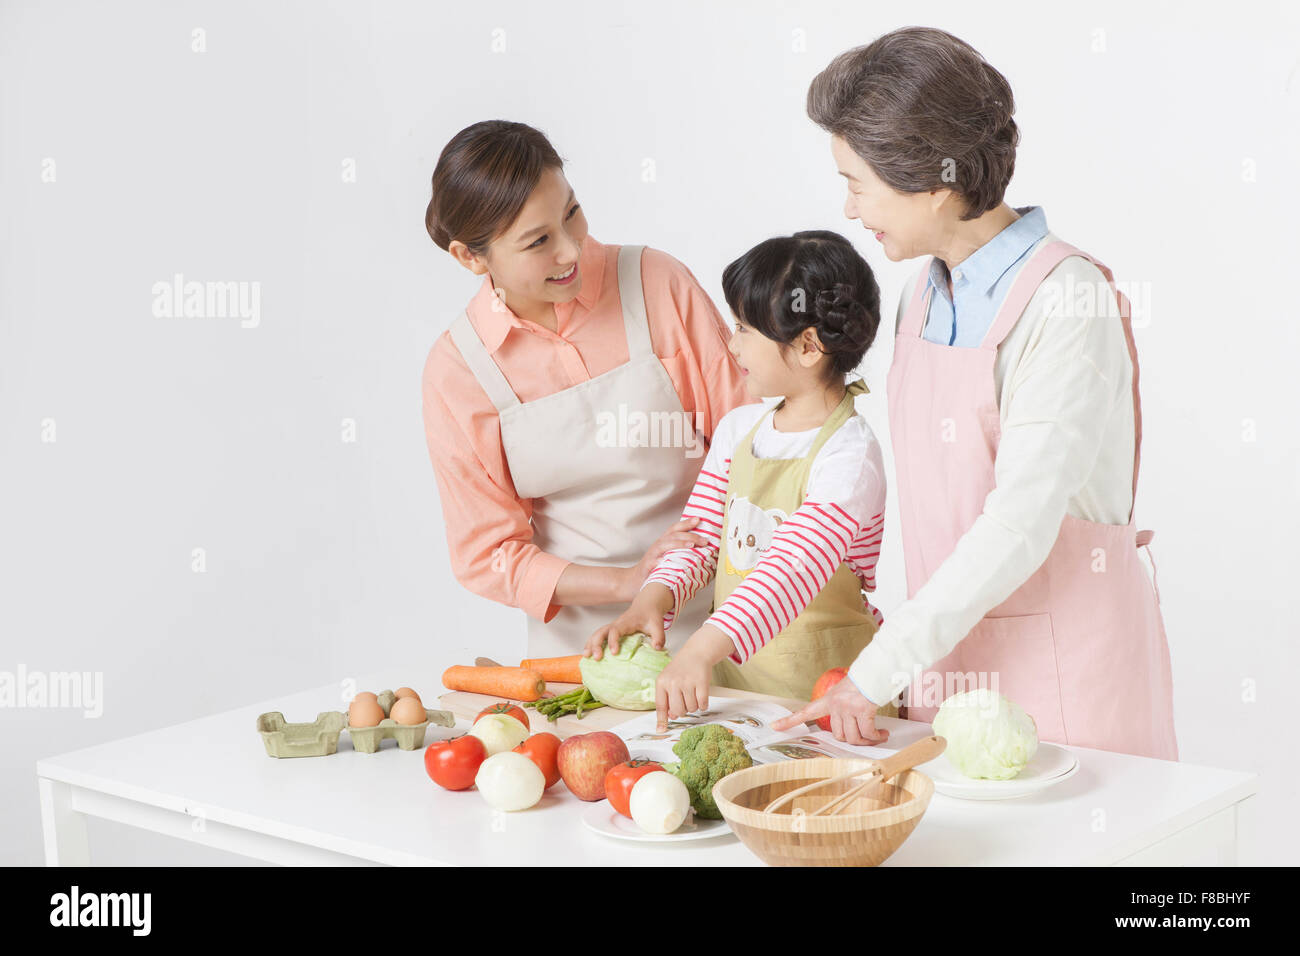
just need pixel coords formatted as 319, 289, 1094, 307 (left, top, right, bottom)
957, 612, 1064, 742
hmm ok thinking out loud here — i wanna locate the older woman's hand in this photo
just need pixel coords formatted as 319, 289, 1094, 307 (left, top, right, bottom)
770, 674, 891, 745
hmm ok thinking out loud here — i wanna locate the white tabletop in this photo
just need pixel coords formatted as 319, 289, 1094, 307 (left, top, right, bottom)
36, 676, 1259, 866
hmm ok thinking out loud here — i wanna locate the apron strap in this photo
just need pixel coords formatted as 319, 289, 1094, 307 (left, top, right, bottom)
808, 378, 869, 459
981, 238, 1147, 523
735, 378, 868, 466
616, 245, 654, 360
735, 401, 775, 468
978, 239, 1079, 352
449, 310, 521, 413
898, 265, 933, 339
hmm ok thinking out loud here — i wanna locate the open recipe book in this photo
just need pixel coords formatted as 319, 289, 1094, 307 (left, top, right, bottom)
606, 696, 902, 765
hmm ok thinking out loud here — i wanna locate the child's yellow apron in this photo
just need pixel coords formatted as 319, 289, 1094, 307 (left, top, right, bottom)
710, 379, 898, 713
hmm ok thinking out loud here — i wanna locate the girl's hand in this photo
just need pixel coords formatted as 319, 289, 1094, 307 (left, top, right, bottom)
771, 674, 891, 746
654, 625, 735, 732
621, 518, 708, 600
584, 584, 674, 660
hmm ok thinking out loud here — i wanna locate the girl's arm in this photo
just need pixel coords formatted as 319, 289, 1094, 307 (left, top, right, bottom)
640, 407, 749, 630
707, 423, 886, 666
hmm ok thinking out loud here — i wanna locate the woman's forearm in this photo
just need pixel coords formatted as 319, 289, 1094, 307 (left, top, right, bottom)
551, 562, 635, 607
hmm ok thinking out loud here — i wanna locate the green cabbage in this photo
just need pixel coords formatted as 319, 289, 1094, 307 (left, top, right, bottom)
931, 688, 1039, 780
579, 633, 671, 710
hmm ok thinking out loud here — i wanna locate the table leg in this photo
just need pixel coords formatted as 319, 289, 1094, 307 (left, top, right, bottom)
39, 777, 91, 866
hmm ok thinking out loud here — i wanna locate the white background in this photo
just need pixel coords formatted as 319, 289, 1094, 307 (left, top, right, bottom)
2, 0, 1296, 865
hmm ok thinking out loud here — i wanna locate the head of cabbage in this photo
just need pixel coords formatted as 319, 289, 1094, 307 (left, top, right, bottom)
579, 633, 671, 710
931, 688, 1038, 780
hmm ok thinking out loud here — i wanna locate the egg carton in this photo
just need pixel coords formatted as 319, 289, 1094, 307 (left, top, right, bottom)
256, 689, 455, 758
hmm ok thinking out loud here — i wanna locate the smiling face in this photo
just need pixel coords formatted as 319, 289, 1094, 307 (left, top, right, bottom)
450, 165, 589, 319
831, 134, 960, 262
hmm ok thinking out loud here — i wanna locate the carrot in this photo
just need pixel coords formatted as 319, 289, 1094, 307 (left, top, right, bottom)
519, 655, 583, 684
442, 665, 545, 702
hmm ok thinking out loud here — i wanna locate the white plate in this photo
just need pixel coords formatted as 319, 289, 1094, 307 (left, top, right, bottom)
923, 742, 1079, 800
581, 802, 733, 842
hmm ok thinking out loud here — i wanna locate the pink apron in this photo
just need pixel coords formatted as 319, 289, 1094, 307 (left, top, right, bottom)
886, 240, 1179, 760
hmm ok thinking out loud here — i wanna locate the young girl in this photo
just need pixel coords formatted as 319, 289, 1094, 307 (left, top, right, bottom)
585, 230, 897, 734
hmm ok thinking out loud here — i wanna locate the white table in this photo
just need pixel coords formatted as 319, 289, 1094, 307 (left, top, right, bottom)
37, 676, 1259, 866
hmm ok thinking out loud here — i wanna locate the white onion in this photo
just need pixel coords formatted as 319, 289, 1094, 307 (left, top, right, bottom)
629, 771, 691, 834
474, 752, 545, 811
469, 714, 530, 756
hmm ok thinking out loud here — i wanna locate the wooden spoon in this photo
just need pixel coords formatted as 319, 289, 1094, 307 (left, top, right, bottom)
763, 735, 946, 815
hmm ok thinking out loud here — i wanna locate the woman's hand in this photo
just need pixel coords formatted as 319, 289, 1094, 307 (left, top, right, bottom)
619, 517, 708, 601
584, 583, 675, 660
770, 674, 891, 746
654, 625, 735, 732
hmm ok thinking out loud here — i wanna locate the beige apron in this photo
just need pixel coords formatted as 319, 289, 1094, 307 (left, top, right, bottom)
711, 379, 898, 711
449, 245, 713, 657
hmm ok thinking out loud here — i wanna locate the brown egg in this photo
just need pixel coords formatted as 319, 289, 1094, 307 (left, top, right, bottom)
393, 687, 422, 704
354, 691, 378, 702
348, 698, 385, 728
390, 696, 427, 725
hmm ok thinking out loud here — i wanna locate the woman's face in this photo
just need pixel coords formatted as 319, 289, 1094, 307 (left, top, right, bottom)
455, 166, 589, 316
831, 134, 955, 262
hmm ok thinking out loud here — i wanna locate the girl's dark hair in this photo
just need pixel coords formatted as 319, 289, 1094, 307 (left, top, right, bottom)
806, 27, 1018, 220
425, 120, 564, 254
721, 230, 881, 382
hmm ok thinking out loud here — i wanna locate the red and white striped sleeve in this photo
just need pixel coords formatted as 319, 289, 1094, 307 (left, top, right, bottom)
707, 502, 869, 662
847, 511, 886, 628
639, 405, 757, 630
706, 415, 887, 662
642, 459, 728, 630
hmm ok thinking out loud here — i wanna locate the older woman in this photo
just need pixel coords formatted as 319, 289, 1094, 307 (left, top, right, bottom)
775, 27, 1179, 760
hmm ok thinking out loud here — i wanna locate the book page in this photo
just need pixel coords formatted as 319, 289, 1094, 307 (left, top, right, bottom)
607, 697, 801, 763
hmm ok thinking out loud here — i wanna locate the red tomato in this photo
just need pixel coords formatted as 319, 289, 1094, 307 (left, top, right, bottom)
604, 759, 664, 818
811, 667, 849, 732
513, 732, 562, 790
424, 734, 488, 791
476, 702, 529, 731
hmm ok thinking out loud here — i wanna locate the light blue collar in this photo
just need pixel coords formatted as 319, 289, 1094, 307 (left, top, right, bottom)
927, 205, 1049, 299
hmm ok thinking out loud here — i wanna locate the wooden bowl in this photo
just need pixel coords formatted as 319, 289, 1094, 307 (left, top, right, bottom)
713, 758, 934, 866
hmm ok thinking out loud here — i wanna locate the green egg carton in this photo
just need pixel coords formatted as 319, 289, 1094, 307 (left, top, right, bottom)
255, 689, 455, 758
344, 689, 456, 754
256, 711, 347, 758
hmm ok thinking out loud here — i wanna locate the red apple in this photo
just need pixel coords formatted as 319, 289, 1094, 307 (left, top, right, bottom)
556, 731, 631, 801
811, 667, 849, 732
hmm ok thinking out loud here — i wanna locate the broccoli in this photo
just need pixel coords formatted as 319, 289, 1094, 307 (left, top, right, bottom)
661, 724, 753, 820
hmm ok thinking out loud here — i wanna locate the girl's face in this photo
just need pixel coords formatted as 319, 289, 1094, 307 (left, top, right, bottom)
727, 314, 824, 400
452, 166, 589, 317
831, 134, 958, 262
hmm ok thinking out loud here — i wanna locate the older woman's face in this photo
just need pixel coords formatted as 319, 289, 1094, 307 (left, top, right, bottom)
831, 134, 946, 263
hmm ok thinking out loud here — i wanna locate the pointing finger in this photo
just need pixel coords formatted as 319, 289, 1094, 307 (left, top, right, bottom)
770, 695, 830, 732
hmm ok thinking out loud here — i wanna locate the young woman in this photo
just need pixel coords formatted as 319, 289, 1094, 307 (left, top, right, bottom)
775, 28, 1179, 760
586, 231, 897, 734
422, 120, 750, 658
